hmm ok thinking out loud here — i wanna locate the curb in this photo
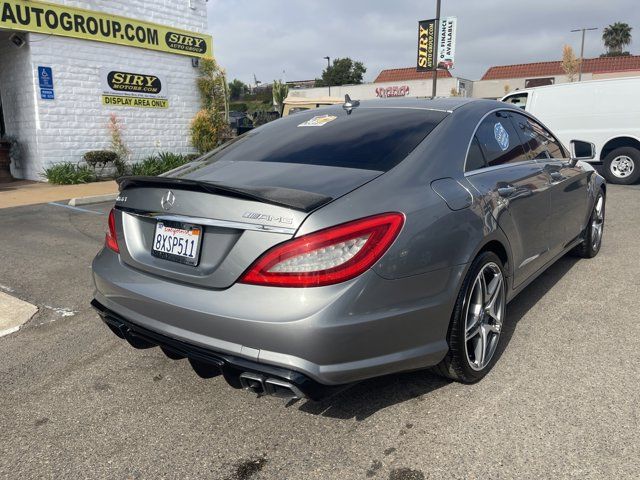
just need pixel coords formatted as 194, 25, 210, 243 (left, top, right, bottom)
68, 193, 118, 206
0, 292, 38, 338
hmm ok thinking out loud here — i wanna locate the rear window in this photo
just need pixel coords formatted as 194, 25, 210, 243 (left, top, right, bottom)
197, 106, 448, 172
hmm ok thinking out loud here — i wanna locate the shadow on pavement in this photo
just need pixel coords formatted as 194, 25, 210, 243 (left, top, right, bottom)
297, 254, 580, 421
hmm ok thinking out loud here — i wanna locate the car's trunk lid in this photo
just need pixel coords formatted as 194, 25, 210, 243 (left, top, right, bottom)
114, 162, 382, 289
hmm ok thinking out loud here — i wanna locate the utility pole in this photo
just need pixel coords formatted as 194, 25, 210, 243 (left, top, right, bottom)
324, 56, 331, 96
570, 27, 598, 81
431, 0, 441, 98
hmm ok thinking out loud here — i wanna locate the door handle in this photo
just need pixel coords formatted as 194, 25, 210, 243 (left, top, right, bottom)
497, 186, 517, 197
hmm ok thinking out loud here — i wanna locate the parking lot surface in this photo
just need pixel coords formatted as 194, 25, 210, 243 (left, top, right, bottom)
1, 185, 639, 480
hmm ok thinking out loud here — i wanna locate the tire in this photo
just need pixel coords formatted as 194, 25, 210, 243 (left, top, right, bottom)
434, 251, 506, 383
602, 147, 640, 185
572, 190, 605, 258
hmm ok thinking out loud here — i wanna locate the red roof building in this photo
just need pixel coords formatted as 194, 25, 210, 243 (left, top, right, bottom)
374, 67, 452, 83
474, 55, 640, 98
481, 55, 640, 80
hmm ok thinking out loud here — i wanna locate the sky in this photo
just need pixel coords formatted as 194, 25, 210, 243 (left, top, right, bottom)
207, 0, 639, 85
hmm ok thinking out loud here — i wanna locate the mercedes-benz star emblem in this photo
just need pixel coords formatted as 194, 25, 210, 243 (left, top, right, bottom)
161, 190, 176, 211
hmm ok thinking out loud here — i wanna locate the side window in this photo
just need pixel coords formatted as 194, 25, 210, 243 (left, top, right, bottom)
511, 112, 567, 159
503, 93, 528, 110
465, 135, 487, 172
474, 112, 528, 167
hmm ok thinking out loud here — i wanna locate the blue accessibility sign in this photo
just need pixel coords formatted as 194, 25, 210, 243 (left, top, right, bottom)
37, 66, 54, 100
38, 66, 53, 89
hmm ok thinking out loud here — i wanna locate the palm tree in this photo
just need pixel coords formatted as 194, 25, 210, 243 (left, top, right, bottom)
602, 22, 632, 56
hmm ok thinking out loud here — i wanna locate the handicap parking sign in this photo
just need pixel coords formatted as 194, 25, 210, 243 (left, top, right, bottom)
38, 66, 53, 89
38, 66, 54, 100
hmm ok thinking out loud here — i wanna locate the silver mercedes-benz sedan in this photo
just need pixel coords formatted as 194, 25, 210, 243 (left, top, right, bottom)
91, 98, 606, 400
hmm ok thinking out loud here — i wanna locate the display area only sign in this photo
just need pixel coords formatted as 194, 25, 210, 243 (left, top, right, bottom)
100, 68, 169, 109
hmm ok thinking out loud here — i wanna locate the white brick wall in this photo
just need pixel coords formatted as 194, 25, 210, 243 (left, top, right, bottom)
0, 32, 40, 179
0, 0, 209, 180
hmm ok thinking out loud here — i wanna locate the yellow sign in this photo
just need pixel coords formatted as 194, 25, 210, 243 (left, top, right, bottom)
0, 0, 213, 58
102, 95, 169, 109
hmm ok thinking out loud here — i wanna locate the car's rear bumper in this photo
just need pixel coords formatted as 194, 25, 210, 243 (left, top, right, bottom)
91, 299, 343, 400
92, 248, 463, 388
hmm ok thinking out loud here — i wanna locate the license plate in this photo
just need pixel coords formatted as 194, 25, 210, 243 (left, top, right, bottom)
151, 221, 202, 266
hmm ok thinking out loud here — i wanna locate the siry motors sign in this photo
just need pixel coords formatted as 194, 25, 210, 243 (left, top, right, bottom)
0, 0, 212, 58
100, 68, 168, 109
376, 85, 410, 98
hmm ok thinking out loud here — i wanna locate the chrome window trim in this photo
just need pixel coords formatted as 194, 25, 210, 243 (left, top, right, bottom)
120, 210, 296, 235
464, 159, 540, 177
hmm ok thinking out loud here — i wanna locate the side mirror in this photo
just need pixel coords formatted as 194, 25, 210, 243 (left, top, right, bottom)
570, 140, 596, 161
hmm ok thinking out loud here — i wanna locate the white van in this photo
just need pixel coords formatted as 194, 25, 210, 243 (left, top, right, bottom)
502, 77, 640, 184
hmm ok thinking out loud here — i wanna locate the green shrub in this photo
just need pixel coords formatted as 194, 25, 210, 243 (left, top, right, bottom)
42, 162, 96, 185
129, 152, 192, 177
83, 150, 118, 167
191, 110, 223, 153
230, 103, 248, 113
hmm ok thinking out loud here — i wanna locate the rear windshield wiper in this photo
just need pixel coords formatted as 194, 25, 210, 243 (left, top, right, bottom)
117, 176, 333, 212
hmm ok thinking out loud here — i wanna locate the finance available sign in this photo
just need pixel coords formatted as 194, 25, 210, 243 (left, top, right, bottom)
0, 0, 213, 58
416, 16, 457, 71
437, 17, 457, 70
101, 68, 169, 109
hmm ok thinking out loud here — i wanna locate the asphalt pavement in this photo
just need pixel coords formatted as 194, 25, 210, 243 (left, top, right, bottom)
0, 185, 638, 480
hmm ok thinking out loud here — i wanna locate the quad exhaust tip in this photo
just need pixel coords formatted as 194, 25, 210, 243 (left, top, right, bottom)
93, 302, 316, 401
239, 372, 305, 400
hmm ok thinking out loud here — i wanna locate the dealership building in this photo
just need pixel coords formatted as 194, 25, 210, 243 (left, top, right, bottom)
0, 0, 211, 180
290, 56, 640, 103
289, 68, 474, 101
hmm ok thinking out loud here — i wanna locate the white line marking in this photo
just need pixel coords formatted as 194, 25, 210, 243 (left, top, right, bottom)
48, 202, 104, 215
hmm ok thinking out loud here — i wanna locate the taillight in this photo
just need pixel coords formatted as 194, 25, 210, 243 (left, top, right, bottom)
105, 208, 119, 253
239, 213, 404, 287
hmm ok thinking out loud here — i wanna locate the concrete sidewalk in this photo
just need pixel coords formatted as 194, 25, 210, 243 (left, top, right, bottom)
0, 180, 118, 209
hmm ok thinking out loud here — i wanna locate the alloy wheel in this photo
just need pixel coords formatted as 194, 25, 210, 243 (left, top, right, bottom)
464, 262, 505, 371
591, 195, 605, 250
610, 155, 635, 179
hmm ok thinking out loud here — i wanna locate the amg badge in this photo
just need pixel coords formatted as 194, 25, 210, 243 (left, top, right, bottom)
243, 212, 293, 224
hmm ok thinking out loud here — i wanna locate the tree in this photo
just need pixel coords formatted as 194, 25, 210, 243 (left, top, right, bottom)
602, 22, 632, 56
315, 58, 367, 87
191, 56, 231, 153
272, 80, 289, 116
228, 79, 249, 101
562, 44, 581, 82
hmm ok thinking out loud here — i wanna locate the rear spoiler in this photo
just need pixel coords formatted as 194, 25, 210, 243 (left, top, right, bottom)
117, 176, 333, 213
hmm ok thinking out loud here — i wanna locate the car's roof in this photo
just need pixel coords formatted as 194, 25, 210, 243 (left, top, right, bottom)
336, 96, 502, 114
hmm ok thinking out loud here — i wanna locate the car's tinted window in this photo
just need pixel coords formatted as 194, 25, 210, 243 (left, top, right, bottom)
193, 107, 448, 172
475, 112, 528, 167
465, 135, 487, 172
510, 112, 567, 159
